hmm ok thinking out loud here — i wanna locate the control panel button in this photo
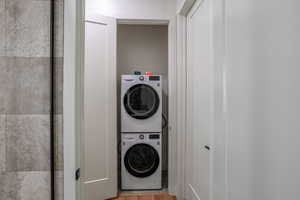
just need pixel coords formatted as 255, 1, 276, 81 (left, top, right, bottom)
139, 76, 144, 81
139, 135, 145, 140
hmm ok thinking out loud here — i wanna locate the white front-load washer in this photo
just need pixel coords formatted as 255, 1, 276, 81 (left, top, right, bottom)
121, 133, 162, 190
121, 75, 162, 133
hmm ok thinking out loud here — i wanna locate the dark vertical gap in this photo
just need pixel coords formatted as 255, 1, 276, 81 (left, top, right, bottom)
50, 0, 55, 200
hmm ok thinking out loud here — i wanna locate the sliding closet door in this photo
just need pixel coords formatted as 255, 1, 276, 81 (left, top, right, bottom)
83, 15, 117, 200
186, 0, 213, 199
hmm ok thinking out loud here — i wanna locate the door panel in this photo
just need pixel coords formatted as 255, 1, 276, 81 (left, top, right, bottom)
83, 15, 117, 200
186, 0, 212, 200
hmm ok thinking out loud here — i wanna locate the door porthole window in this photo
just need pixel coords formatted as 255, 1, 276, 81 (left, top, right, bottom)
124, 84, 159, 119
124, 143, 160, 178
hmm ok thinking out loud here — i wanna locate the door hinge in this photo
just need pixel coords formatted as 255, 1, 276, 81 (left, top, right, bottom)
75, 168, 80, 181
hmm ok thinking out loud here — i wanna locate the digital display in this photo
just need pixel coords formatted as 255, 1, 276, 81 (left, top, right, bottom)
149, 76, 160, 81
149, 134, 160, 139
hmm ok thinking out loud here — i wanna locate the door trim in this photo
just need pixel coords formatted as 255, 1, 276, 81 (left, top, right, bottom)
177, 0, 197, 15
116, 18, 180, 198
173, 14, 187, 200
117, 19, 169, 25
63, 0, 85, 200
167, 16, 178, 198
180, 0, 228, 200
186, 0, 213, 199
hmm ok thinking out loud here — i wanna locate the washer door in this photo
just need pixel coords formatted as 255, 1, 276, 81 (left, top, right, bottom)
124, 144, 160, 178
124, 84, 159, 119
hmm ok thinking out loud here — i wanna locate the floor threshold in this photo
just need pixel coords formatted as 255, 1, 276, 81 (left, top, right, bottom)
108, 192, 176, 200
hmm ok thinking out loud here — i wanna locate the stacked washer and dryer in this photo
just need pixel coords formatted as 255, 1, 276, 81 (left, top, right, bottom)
121, 74, 163, 190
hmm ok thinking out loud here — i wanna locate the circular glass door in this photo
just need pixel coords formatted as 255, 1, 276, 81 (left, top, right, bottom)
124, 144, 160, 177
124, 84, 159, 119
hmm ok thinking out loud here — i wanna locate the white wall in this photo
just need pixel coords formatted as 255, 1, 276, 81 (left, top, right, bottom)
86, 0, 176, 20
117, 25, 169, 172
225, 0, 300, 200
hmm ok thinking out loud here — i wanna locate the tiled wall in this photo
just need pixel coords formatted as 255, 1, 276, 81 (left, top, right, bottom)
0, 0, 64, 199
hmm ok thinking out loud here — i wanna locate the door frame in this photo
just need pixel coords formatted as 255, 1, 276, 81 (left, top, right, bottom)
63, 0, 85, 200
64, 0, 186, 198
115, 18, 184, 199
174, 2, 195, 200
113, 18, 180, 196
178, 1, 228, 200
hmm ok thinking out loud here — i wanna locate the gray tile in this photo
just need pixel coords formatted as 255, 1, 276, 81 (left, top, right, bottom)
0, 171, 50, 200
0, 0, 3, 13
5, 0, 51, 57
6, 115, 50, 171
0, 115, 5, 172
55, 170, 64, 200
0, 172, 22, 200
19, 171, 51, 200
54, 58, 63, 114
54, 1, 64, 58
0, 57, 51, 114
54, 115, 63, 170
0, 57, 7, 114
0, 0, 5, 56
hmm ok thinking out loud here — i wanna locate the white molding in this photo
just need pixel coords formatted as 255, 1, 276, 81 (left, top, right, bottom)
64, 0, 85, 199
174, 14, 187, 200
117, 19, 169, 25
167, 16, 177, 197
178, 0, 197, 16
63, 0, 79, 200
86, 14, 115, 23
76, 0, 85, 199
188, 184, 201, 200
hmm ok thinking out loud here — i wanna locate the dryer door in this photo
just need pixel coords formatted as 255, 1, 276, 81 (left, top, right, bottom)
124, 144, 160, 177
124, 84, 160, 119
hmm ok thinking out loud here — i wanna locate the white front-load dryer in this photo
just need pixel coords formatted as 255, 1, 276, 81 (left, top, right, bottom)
121, 133, 162, 190
121, 75, 162, 133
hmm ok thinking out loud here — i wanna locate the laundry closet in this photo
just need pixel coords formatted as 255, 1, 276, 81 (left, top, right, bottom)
117, 24, 169, 191
82, 11, 179, 199
79, 0, 212, 200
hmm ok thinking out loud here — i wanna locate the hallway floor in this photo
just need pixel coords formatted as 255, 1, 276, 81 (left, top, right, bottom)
109, 192, 176, 200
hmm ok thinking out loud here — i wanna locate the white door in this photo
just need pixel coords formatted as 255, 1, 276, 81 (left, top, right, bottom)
186, 0, 213, 200
82, 15, 117, 200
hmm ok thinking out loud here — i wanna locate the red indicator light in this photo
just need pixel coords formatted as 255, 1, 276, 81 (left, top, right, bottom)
145, 72, 153, 75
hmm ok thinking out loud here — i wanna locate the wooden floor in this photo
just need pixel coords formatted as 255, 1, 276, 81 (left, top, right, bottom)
109, 192, 176, 200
